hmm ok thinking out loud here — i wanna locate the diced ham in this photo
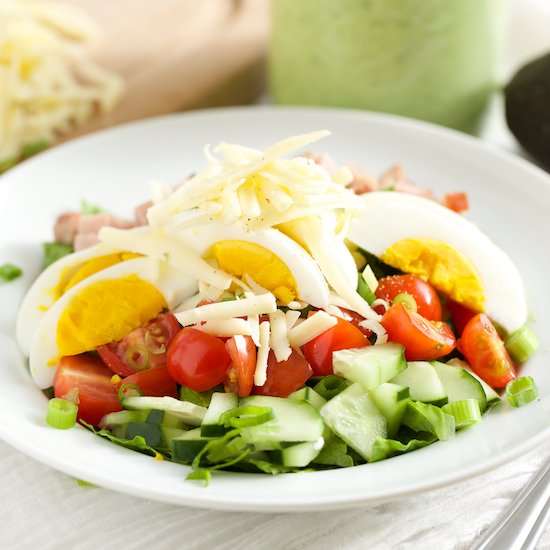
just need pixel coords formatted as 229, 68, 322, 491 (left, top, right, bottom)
379, 164, 436, 200
346, 164, 379, 195
134, 200, 152, 226
77, 213, 134, 234
53, 212, 81, 245
304, 152, 339, 176
74, 232, 101, 251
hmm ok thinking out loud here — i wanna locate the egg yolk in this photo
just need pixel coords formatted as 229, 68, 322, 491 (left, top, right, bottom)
55, 253, 140, 300
381, 238, 485, 312
211, 240, 298, 304
56, 275, 167, 356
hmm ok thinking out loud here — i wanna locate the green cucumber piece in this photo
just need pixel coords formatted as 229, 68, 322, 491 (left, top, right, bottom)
201, 392, 239, 437
447, 358, 501, 409
121, 396, 206, 426
431, 361, 487, 412
171, 428, 212, 463
99, 410, 149, 429
238, 395, 324, 444
371, 382, 410, 437
333, 342, 406, 390
288, 387, 327, 410
271, 438, 324, 467
402, 401, 455, 441
391, 361, 448, 406
320, 383, 388, 461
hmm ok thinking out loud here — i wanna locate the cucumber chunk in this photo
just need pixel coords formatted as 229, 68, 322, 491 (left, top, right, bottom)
391, 361, 448, 406
288, 387, 327, 410
271, 438, 324, 467
113, 422, 186, 448
431, 361, 487, 412
201, 392, 239, 437
171, 428, 212, 463
333, 342, 406, 390
371, 382, 410, 437
447, 358, 501, 408
121, 396, 206, 426
99, 410, 149, 429
239, 395, 324, 444
320, 383, 388, 461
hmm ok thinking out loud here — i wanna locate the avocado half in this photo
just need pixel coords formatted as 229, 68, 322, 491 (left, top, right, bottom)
505, 52, 550, 168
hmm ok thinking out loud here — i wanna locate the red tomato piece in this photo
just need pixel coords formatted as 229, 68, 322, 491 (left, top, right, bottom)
97, 312, 181, 377
339, 308, 373, 337
302, 315, 370, 376
459, 313, 516, 388
225, 335, 257, 397
54, 354, 122, 427
381, 303, 456, 361
375, 274, 442, 321
120, 366, 178, 399
253, 350, 313, 397
443, 192, 469, 214
167, 328, 231, 392
446, 299, 477, 336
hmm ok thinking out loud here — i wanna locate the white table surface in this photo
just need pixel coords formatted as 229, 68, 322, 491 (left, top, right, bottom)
3, 1, 550, 548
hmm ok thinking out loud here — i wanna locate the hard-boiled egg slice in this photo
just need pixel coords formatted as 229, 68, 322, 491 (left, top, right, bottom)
176, 222, 331, 308
347, 192, 527, 333
15, 243, 129, 356
29, 257, 196, 389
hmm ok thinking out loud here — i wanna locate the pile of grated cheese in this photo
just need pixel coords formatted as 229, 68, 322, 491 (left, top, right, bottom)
99, 131, 387, 387
0, 0, 123, 160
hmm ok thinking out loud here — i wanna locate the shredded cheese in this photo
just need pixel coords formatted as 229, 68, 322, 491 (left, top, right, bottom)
194, 319, 252, 337
287, 311, 337, 348
253, 321, 271, 386
248, 314, 260, 346
285, 310, 302, 331
175, 293, 277, 326
0, 0, 123, 160
268, 310, 291, 362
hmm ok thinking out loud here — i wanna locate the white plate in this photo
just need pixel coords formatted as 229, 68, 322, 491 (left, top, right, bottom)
1, 107, 549, 512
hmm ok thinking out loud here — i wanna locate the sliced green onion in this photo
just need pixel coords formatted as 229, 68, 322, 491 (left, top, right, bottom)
80, 199, 104, 215
357, 272, 376, 305
76, 479, 95, 488
393, 293, 417, 313
505, 326, 540, 364
219, 405, 274, 428
313, 375, 350, 400
125, 344, 150, 371
186, 469, 211, 485
506, 376, 538, 408
0, 263, 22, 282
117, 383, 143, 402
442, 399, 481, 429
46, 398, 78, 429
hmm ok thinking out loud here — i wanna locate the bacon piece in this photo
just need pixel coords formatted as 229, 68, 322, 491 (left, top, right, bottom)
53, 212, 81, 245
73, 232, 101, 251
134, 200, 153, 226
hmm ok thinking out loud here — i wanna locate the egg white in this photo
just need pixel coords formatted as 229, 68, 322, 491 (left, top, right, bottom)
177, 222, 332, 308
347, 192, 528, 333
16, 243, 121, 357
29, 257, 197, 389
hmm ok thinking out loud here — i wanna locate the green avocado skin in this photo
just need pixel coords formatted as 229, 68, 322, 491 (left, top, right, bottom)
505, 52, 550, 168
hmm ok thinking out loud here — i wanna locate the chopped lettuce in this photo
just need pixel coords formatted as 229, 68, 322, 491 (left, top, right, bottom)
0, 263, 22, 282
43, 242, 73, 268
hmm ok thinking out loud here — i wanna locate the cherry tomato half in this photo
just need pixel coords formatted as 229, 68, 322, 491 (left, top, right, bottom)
225, 335, 257, 397
54, 354, 122, 427
445, 299, 477, 336
121, 366, 178, 399
167, 328, 231, 392
459, 313, 516, 389
303, 315, 370, 376
253, 350, 313, 397
98, 312, 181, 377
339, 308, 373, 337
375, 274, 442, 321
381, 303, 456, 361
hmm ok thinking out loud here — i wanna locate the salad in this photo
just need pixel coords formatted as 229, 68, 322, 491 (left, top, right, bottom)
16, 131, 540, 483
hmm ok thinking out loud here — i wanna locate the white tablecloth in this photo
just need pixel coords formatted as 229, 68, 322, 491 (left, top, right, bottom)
3, 1, 550, 548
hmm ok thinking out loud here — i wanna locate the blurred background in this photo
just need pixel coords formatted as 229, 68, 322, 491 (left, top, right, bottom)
1, 0, 550, 170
